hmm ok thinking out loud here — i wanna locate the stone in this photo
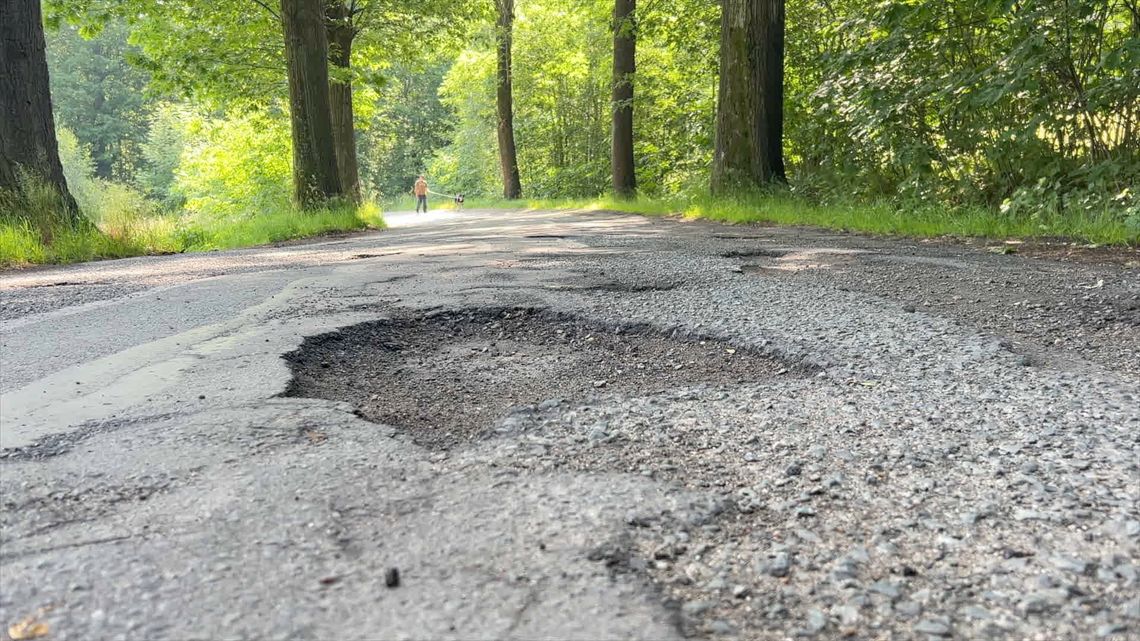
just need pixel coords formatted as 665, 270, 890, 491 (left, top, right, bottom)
962, 606, 992, 620
1096, 623, 1127, 637
895, 601, 922, 618
1050, 556, 1090, 575
806, 608, 827, 633
869, 580, 901, 600
384, 567, 400, 588
682, 600, 714, 617
914, 618, 951, 636
709, 620, 734, 635
765, 552, 791, 578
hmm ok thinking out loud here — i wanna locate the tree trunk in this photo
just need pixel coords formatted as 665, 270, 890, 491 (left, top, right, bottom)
711, 0, 786, 194
495, 0, 522, 199
280, 0, 342, 208
0, 0, 80, 218
327, 1, 360, 204
611, 0, 636, 198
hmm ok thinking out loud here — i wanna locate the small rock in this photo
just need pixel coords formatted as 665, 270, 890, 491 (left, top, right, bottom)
1096, 624, 1127, 638
765, 552, 791, 578
895, 601, 922, 618
1050, 555, 1089, 574
593, 380, 607, 388
198, 394, 206, 400
903, 304, 916, 313
914, 618, 951, 636
786, 463, 802, 477
731, 584, 751, 599
805, 608, 827, 633
869, 580, 901, 600
709, 620, 734, 635
681, 600, 714, 617
384, 567, 400, 588
835, 604, 860, 626
961, 606, 992, 620
743, 452, 759, 462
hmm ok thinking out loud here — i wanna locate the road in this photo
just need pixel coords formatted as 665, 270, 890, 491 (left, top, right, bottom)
1, 208, 1137, 640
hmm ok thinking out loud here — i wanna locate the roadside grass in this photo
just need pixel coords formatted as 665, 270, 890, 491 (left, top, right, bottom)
179, 201, 385, 251
444, 193, 1139, 246
0, 189, 386, 268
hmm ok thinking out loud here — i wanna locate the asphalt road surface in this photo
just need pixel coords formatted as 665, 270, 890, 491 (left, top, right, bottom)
1, 209, 1137, 640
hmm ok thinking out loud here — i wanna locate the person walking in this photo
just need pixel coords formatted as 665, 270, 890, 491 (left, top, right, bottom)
413, 175, 429, 213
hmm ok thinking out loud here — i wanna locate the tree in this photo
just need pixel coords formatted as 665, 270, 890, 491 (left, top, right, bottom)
711, 0, 786, 193
495, 0, 523, 199
47, 21, 151, 182
1, 0, 80, 216
327, 1, 362, 203
280, 0, 344, 207
611, 0, 637, 197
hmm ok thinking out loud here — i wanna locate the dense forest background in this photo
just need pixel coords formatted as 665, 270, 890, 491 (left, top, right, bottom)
3, 0, 1138, 265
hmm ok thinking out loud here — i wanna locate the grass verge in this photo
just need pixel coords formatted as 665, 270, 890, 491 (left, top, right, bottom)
1, 199, 384, 269
441, 193, 1139, 246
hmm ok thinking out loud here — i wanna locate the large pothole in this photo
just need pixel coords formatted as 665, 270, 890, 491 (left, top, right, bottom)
284, 307, 803, 449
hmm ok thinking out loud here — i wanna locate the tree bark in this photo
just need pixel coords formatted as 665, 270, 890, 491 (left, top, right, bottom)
611, 0, 637, 198
711, 0, 786, 193
495, 0, 522, 199
0, 0, 80, 217
327, 1, 360, 204
280, 0, 342, 208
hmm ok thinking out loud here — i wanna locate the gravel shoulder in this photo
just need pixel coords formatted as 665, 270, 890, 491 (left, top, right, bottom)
0, 209, 1136, 640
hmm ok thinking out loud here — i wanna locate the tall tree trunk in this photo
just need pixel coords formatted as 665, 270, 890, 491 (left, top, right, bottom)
611, 0, 637, 198
280, 0, 342, 208
711, 0, 786, 194
0, 0, 80, 218
495, 0, 522, 199
327, 1, 360, 204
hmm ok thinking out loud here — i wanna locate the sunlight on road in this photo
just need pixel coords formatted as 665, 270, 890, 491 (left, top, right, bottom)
384, 209, 466, 228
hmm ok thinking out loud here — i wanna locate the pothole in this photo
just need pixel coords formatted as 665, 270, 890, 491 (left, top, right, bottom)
545, 279, 679, 293
738, 264, 784, 276
721, 248, 787, 259
284, 307, 804, 449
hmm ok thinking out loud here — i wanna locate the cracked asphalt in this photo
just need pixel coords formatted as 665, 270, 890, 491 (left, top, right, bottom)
1, 209, 1137, 640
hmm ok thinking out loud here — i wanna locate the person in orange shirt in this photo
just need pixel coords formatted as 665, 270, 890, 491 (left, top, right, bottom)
412, 175, 429, 213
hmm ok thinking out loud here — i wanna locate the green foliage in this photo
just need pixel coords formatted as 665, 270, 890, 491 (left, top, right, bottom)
428, 49, 501, 195
360, 60, 457, 197
46, 20, 152, 180
173, 110, 292, 220
432, 0, 718, 198
138, 103, 190, 206
2, 120, 384, 267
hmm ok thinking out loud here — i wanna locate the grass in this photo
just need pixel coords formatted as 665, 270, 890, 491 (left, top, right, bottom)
180, 201, 385, 251
0, 180, 386, 268
441, 192, 1139, 246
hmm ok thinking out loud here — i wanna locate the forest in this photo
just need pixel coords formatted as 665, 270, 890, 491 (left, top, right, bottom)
1, 0, 1138, 266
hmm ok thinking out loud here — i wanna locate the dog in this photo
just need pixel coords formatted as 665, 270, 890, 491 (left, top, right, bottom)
454, 193, 465, 211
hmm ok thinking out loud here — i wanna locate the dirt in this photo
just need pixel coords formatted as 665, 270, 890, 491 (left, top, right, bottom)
284, 307, 804, 449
